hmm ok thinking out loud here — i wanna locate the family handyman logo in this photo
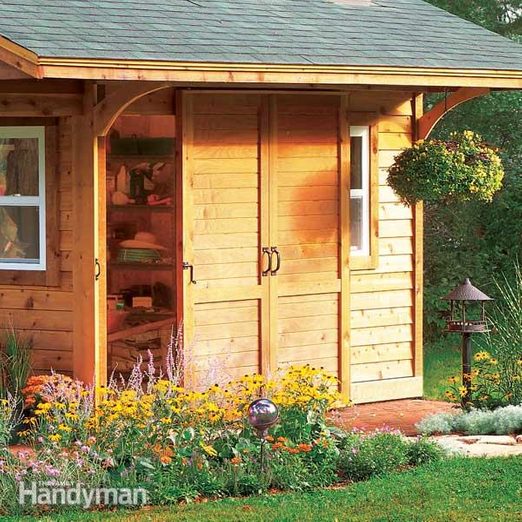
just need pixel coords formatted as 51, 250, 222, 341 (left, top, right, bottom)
18, 481, 148, 508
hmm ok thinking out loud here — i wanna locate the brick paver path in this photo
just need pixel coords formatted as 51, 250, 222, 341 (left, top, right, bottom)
331, 399, 457, 436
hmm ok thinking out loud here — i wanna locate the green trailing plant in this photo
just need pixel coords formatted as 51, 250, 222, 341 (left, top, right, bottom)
0, 326, 31, 401
388, 131, 504, 206
417, 404, 522, 435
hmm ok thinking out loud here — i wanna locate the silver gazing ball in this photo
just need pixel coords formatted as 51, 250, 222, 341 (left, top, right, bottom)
247, 398, 279, 434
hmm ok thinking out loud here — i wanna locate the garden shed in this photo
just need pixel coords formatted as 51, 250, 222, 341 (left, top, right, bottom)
0, 0, 520, 403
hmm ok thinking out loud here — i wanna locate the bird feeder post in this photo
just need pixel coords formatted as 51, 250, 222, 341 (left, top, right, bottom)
442, 278, 493, 408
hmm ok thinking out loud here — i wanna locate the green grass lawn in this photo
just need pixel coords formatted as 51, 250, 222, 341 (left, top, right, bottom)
11, 457, 522, 522
423, 339, 462, 400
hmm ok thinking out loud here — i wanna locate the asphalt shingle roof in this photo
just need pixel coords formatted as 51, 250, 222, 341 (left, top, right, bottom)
0, 0, 521, 71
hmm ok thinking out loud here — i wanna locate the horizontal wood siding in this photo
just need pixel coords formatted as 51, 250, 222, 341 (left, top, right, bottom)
349, 92, 416, 399
275, 95, 340, 377
192, 300, 260, 386
188, 94, 263, 387
277, 293, 339, 376
192, 96, 261, 289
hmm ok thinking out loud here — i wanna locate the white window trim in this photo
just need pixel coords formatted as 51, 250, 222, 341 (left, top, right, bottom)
350, 126, 370, 257
0, 126, 46, 271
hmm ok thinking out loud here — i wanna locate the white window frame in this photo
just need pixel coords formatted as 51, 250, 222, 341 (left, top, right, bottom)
0, 126, 46, 271
350, 125, 370, 257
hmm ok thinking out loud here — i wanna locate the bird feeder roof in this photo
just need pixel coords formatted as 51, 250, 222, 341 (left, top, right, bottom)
442, 278, 493, 302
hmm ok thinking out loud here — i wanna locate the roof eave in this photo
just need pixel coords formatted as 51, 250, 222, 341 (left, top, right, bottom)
37, 58, 522, 89
0, 36, 41, 78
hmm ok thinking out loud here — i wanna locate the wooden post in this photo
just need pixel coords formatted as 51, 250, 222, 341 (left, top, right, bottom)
339, 95, 351, 398
179, 91, 196, 388
412, 94, 424, 389
72, 86, 107, 387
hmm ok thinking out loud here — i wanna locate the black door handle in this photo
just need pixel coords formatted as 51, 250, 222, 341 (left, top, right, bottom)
261, 247, 272, 276
270, 247, 281, 275
95, 258, 101, 281
183, 262, 197, 284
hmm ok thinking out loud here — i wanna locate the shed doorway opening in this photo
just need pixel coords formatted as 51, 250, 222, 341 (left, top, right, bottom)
105, 111, 180, 379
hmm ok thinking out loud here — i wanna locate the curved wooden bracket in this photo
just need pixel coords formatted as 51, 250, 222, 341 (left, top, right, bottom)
417, 87, 490, 140
92, 81, 172, 136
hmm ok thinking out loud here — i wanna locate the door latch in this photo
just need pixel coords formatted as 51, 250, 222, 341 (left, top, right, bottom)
183, 262, 197, 284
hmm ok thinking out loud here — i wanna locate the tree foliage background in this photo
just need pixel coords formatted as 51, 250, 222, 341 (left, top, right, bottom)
423, 0, 522, 340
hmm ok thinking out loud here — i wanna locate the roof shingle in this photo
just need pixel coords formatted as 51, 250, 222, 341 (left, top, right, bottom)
0, 0, 520, 70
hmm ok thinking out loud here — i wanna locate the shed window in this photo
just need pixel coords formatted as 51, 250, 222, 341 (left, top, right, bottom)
0, 127, 46, 271
350, 126, 370, 257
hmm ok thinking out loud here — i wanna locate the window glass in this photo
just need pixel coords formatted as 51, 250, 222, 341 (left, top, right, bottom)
0, 138, 39, 196
349, 126, 370, 257
350, 196, 363, 252
350, 136, 363, 190
0, 127, 45, 271
0, 206, 40, 262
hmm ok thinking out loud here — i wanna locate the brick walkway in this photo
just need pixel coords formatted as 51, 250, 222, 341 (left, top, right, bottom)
330, 399, 457, 436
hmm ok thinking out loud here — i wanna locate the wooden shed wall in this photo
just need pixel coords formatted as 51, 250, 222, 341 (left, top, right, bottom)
348, 91, 421, 402
183, 91, 422, 402
0, 116, 74, 374
0, 85, 422, 403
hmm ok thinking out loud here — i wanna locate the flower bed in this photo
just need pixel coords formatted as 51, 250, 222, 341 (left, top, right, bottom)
0, 366, 443, 516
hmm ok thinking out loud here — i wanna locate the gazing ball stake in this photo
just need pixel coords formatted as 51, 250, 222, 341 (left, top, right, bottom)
247, 398, 279, 438
247, 398, 279, 473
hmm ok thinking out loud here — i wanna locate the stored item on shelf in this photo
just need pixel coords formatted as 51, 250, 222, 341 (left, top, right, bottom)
147, 194, 172, 206
121, 285, 153, 308
112, 191, 131, 206
108, 294, 125, 311
115, 165, 130, 193
119, 232, 166, 251
107, 295, 119, 311
117, 248, 161, 263
132, 296, 153, 309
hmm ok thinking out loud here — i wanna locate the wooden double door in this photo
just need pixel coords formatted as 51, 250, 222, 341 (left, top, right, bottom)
181, 92, 347, 389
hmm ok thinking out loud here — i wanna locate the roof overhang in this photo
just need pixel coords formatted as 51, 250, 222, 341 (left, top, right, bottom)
37, 57, 522, 89
0, 34, 521, 90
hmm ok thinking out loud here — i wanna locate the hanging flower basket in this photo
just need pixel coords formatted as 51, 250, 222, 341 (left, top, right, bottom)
387, 131, 504, 206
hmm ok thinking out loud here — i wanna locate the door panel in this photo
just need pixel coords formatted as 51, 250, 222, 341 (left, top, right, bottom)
192, 299, 262, 386
272, 95, 342, 378
183, 93, 269, 386
183, 92, 344, 387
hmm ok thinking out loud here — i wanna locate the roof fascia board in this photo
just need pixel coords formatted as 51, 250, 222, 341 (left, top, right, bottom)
39, 60, 522, 89
0, 36, 40, 78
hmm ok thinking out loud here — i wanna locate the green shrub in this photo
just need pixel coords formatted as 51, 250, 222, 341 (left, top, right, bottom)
406, 437, 445, 466
339, 431, 409, 481
417, 405, 522, 435
415, 413, 456, 435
